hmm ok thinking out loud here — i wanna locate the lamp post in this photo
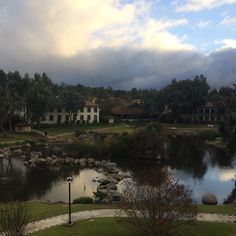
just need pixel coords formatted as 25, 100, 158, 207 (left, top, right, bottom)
66, 176, 73, 225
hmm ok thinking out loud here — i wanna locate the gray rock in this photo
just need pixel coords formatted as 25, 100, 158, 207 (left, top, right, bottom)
25, 143, 31, 147
37, 158, 46, 166
88, 158, 95, 165
74, 159, 80, 165
98, 179, 111, 185
202, 193, 217, 205
13, 149, 23, 155
29, 162, 36, 168
46, 156, 53, 163
94, 161, 101, 167
96, 168, 104, 173
79, 158, 87, 167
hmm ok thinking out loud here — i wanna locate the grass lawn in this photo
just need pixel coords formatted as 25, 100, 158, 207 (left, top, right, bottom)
0, 132, 44, 144
30, 217, 236, 236
19, 202, 236, 222
39, 123, 135, 136
95, 125, 135, 134
26, 202, 115, 222
198, 204, 236, 215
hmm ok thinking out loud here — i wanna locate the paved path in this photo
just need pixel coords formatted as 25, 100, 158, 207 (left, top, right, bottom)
24, 209, 236, 235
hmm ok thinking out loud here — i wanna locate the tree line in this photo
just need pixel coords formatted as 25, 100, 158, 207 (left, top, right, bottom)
0, 70, 235, 143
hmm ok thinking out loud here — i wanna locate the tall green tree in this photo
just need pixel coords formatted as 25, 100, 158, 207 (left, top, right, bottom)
26, 73, 54, 126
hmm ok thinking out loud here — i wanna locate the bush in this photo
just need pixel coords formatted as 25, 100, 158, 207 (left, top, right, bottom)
145, 122, 162, 132
64, 143, 102, 158
73, 197, 93, 204
0, 202, 29, 236
110, 139, 129, 158
75, 129, 86, 137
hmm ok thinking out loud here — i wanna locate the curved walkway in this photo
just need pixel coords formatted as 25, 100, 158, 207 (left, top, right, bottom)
25, 209, 236, 235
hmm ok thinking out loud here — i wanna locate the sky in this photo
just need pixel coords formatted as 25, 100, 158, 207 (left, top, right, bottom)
0, 0, 236, 89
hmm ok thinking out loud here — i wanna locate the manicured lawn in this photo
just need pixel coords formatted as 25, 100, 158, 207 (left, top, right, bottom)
0, 132, 44, 144
27, 202, 115, 222
95, 125, 135, 134
198, 204, 236, 215
27, 203, 236, 222
30, 217, 236, 236
39, 123, 118, 136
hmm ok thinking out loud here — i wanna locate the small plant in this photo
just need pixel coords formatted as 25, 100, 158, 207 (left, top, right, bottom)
0, 202, 29, 236
73, 197, 93, 204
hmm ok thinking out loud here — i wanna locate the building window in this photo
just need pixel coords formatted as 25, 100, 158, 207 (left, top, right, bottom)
80, 115, 84, 121
73, 114, 77, 121
88, 115, 91, 120
58, 115, 61, 121
66, 115, 69, 121
87, 107, 91, 113
49, 115, 54, 121
57, 107, 62, 113
94, 107, 97, 113
80, 107, 84, 113
94, 115, 97, 122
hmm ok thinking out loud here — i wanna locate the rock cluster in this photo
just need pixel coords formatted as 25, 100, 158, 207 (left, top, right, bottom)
93, 162, 131, 204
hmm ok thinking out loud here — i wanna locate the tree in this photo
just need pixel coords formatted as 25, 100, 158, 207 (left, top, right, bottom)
58, 85, 84, 124
118, 169, 197, 236
26, 73, 54, 126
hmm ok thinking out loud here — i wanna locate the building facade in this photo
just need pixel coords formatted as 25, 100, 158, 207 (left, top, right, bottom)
41, 101, 100, 124
195, 102, 218, 123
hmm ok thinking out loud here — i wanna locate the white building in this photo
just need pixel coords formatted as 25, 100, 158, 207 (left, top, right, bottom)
41, 101, 100, 124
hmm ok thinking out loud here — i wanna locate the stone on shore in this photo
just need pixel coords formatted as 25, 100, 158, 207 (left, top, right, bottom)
202, 193, 217, 205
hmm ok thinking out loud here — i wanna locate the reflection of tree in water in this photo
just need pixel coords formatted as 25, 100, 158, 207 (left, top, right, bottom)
224, 178, 236, 204
206, 148, 233, 168
0, 158, 81, 201
20, 167, 81, 200
0, 159, 24, 201
167, 137, 207, 179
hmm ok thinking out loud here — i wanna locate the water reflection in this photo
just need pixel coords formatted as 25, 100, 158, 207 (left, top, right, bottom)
0, 138, 235, 204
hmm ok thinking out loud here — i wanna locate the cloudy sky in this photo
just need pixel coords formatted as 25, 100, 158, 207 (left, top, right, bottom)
0, 0, 236, 89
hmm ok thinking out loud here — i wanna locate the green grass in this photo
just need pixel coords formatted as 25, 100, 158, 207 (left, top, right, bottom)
24, 202, 236, 222
198, 204, 236, 215
26, 202, 114, 222
0, 132, 44, 143
30, 217, 236, 236
39, 123, 118, 136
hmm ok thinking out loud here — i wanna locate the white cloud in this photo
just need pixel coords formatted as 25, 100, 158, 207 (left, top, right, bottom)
220, 16, 236, 25
197, 20, 211, 28
174, 0, 236, 12
0, 0, 192, 57
215, 38, 236, 49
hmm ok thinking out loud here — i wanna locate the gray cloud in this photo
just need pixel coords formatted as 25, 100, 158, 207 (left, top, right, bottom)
0, 46, 235, 89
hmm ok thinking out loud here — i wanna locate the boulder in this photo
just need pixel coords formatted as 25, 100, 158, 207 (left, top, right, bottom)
25, 143, 31, 148
65, 157, 74, 165
29, 162, 36, 168
74, 159, 80, 165
96, 168, 104, 173
94, 161, 101, 167
46, 156, 53, 164
88, 158, 95, 165
37, 158, 46, 166
13, 149, 23, 156
202, 193, 217, 205
79, 158, 87, 167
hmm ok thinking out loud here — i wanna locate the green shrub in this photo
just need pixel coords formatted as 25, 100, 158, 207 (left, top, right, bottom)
73, 197, 93, 204
145, 122, 162, 132
110, 139, 129, 158
75, 129, 86, 137
64, 143, 102, 158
